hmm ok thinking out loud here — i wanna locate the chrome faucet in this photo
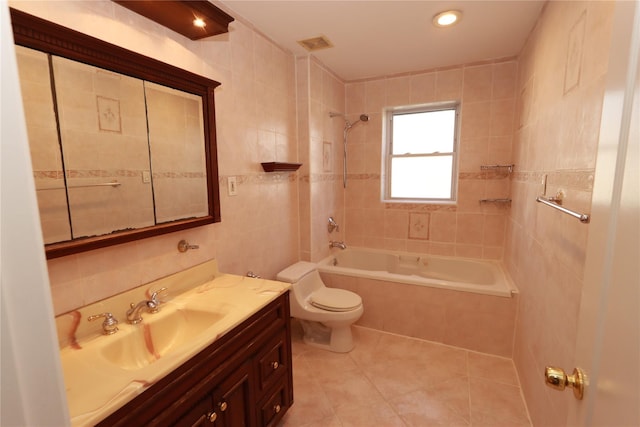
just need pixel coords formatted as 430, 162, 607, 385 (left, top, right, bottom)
329, 241, 347, 250
126, 287, 167, 324
327, 217, 340, 233
88, 312, 119, 335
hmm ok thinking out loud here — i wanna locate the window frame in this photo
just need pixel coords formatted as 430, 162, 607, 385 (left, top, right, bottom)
383, 101, 461, 203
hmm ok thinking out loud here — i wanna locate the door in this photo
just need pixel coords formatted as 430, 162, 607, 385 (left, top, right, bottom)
560, 2, 640, 425
213, 360, 255, 427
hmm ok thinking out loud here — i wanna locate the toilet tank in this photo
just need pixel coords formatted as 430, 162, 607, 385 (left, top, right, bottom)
276, 261, 324, 300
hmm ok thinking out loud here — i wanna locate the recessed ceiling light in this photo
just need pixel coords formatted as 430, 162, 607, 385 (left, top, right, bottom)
193, 17, 206, 28
433, 10, 462, 27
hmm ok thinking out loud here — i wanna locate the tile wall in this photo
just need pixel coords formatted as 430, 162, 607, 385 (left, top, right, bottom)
10, 0, 300, 315
322, 272, 518, 357
506, 2, 615, 425
344, 58, 517, 259
296, 56, 347, 262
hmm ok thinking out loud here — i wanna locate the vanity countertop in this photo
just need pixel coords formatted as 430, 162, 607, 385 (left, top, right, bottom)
56, 260, 290, 426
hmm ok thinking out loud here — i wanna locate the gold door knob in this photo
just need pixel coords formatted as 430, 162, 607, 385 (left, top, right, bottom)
273, 404, 281, 414
218, 401, 228, 412
207, 411, 217, 423
544, 366, 585, 400
271, 361, 279, 370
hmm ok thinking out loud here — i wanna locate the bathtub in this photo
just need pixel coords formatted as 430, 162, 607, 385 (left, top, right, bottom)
316, 247, 518, 356
317, 248, 516, 298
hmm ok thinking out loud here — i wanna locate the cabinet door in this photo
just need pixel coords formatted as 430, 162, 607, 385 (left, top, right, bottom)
211, 360, 255, 427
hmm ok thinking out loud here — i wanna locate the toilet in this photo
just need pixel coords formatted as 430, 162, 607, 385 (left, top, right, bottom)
277, 261, 363, 353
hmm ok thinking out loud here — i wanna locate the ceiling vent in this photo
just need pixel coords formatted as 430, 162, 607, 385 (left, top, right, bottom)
297, 35, 334, 52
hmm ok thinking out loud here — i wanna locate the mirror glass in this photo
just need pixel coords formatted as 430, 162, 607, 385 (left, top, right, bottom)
53, 54, 157, 238
144, 82, 209, 223
11, 9, 221, 258
16, 46, 72, 244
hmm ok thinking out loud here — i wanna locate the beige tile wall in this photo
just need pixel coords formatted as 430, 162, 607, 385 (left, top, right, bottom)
344, 59, 517, 259
297, 57, 347, 262
10, 0, 299, 315
506, 2, 615, 425
322, 273, 518, 357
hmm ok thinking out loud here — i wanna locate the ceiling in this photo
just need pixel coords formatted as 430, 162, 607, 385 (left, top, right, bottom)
218, 1, 546, 81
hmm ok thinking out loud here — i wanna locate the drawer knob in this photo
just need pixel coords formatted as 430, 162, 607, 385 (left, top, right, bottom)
207, 411, 217, 423
271, 361, 279, 370
273, 404, 281, 414
218, 401, 228, 412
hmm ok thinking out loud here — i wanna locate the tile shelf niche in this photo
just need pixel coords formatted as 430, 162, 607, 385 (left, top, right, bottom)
261, 162, 302, 172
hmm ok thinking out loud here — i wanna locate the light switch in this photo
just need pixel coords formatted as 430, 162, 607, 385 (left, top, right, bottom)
142, 170, 151, 183
228, 176, 238, 196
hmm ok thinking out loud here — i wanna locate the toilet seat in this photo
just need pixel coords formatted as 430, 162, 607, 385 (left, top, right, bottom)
309, 288, 362, 312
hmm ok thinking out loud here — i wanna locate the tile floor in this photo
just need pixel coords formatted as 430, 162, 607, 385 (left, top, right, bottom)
278, 322, 531, 427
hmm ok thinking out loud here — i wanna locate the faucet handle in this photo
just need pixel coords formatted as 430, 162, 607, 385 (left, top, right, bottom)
88, 312, 119, 335
150, 287, 168, 303
148, 287, 168, 313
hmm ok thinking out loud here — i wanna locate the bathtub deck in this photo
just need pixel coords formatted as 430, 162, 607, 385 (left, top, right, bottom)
278, 322, 531, 427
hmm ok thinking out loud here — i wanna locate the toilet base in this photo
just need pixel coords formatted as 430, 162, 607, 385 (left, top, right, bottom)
299, 319, 355, 353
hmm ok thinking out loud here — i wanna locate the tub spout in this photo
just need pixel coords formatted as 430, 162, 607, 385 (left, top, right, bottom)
329, 241, 347, 250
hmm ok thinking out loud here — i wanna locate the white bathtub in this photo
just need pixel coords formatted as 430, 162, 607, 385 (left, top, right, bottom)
317, 248, 516, 298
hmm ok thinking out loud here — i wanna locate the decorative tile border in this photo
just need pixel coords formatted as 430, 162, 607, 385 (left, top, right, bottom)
512, 169, 594, 191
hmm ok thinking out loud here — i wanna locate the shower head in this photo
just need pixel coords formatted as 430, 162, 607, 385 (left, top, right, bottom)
329, 112, 369, 123
329, 112, 369, 130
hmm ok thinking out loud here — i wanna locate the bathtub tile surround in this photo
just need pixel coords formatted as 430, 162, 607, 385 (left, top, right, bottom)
322, 270, 517, 357
278, 323, 531, 426
344, 58, 517, 260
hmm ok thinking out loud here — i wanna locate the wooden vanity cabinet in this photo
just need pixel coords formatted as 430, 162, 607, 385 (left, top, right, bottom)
97, 292, 293, 427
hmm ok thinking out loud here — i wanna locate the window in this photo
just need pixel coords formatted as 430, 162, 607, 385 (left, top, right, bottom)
383, 102, 460, 202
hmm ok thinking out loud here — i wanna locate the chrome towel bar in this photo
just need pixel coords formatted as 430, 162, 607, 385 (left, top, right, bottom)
36, 181, 121, 191
536, 196, 590, 224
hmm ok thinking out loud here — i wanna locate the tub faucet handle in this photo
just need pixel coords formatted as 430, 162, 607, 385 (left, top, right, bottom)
329, 241, 347, 250
328, 217, 340, 233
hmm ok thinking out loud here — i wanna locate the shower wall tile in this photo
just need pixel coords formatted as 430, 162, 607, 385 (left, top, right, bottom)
409, 72, 436, 104
345, 58, 517, 259
463, 64, 493, 103
301, 57, 347, 262
435, 68, 464, 101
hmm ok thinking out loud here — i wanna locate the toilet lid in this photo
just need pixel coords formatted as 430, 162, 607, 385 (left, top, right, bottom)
310, 288, 362, 312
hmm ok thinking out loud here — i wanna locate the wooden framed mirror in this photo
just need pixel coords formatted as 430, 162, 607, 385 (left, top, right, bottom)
10, 8, 222, 259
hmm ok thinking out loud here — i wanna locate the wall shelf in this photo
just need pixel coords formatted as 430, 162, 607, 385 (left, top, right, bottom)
479, 198, 512, 204
261, 162, 302, 172
480, 164, 514, 173
113, 1, 234, 40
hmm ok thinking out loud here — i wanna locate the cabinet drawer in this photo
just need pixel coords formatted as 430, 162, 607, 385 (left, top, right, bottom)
257, 380, 289, 427
255, 329, 288, 397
